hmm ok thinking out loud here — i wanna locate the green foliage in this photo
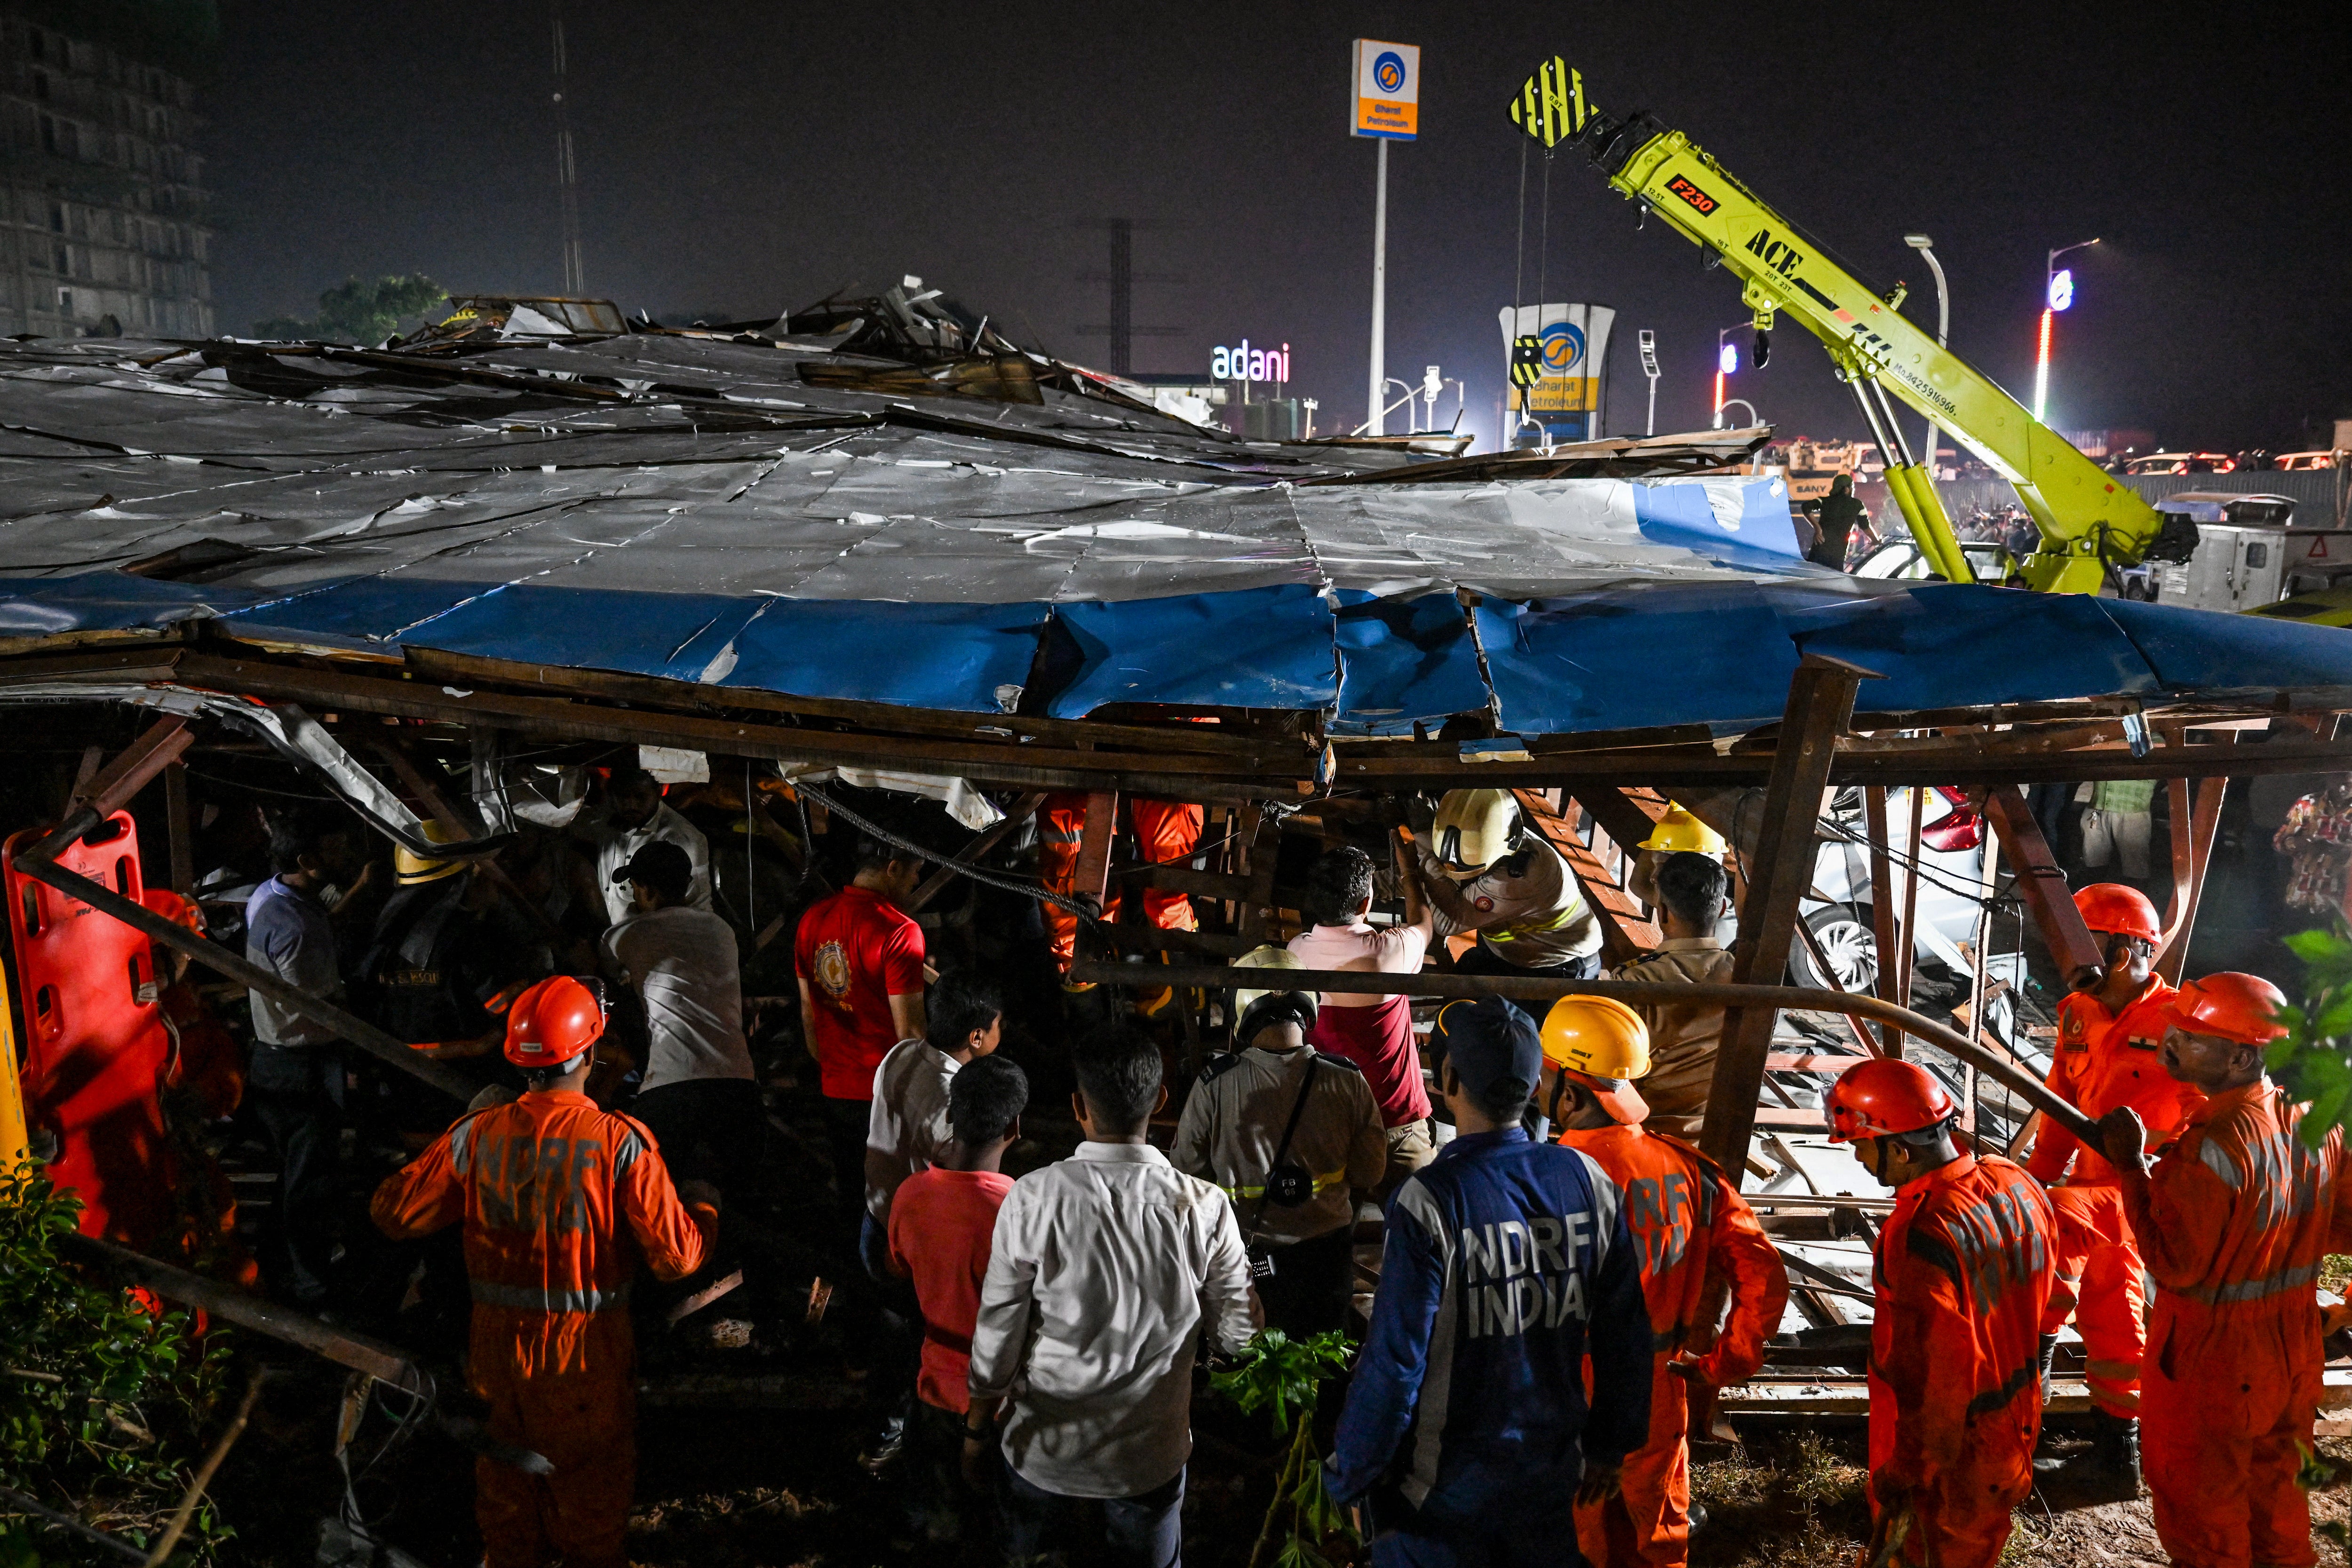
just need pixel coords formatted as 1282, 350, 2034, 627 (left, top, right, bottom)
1213, 1329, 1358, 1568
1209, 1328, 1353, 1437
252, 274, 443, 345
2267, 927, 2352, 1146
0, 1164, 233, 1563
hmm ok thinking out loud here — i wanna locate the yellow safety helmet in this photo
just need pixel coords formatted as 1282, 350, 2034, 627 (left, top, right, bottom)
1231, 945, 1317, 1045
1540, 996, 1653, 1125
394, 819, 469, 887
1232, 944, 1305, 1017
1431, 789, 1519, 876
1637, 803, 1725, 856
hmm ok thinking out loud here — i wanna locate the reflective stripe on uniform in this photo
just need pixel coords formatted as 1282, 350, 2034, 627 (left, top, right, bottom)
2175, 1259, 2323, 1307
471, 1279, 633, 1314
449, 1115, 478, 1177
1224, 1167, 1351, 1203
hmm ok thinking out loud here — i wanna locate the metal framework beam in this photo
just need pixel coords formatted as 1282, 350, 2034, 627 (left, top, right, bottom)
1980, 784, 2103, 981
1702, 659, 1867, 1175
1067, 960, 2098, 1144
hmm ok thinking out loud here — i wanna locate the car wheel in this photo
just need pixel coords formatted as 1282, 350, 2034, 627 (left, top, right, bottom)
1789, 904, 1879, 993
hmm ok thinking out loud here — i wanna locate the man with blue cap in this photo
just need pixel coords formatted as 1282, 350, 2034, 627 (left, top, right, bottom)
1327, 995, 1654, 1567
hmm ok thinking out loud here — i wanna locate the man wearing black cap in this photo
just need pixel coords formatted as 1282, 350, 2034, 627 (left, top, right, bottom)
1170, 948, 1386, 1336
1327, 996, 1653, 1567
602, 839, 759, 1203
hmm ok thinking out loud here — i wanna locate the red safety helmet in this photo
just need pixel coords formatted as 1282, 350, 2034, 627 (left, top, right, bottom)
2074, 882, 2161, 942
138, 888, 206, 935
1825, 1058, 1958, 1143
2167, 972, 2288, 1049
504, 976, 605, 1069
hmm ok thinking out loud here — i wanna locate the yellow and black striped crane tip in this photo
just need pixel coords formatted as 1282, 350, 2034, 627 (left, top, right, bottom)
1506, 56, 1588, 150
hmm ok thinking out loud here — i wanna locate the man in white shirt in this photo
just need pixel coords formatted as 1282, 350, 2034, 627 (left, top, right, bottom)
602, 841, 757, 1203
967, 1027, 1261, 1567
579, 767, 713, 926
865, 972, 1004, 1245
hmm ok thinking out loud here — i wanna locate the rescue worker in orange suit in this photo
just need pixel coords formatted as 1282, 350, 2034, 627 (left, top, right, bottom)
1538, 996, 1788, 1567
372, 977, 717, 1568
1828, 1059, 2056, 1568
2023, 881, 2199, 1489
1036, 794, 1202, 973
2096, 972, 2344, 1568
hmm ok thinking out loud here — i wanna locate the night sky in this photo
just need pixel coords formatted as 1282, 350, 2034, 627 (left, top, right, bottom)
207, 1, 2351, 455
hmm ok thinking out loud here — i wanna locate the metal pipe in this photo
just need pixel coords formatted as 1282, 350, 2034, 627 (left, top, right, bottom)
1067, 959, 2102, 1146
60, 1233, 428, 1393
10, 851, 479, 1103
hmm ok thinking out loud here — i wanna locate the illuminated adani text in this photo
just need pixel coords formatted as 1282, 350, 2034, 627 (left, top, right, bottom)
1210, 340, 1290, 384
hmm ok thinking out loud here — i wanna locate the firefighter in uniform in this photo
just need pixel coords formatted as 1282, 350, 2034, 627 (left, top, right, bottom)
2098, 972, 2345, 1568
1828, 1059, 2056, 1568
372, 977, 716, 1568
2024, 881, 2200, 1487
1036, 794, 1203, 974
1539, 996, 1788, 1567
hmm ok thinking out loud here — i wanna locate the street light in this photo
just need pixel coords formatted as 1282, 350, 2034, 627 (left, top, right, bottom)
1713, 325, 1748, 430
1904, 234, 1949, 490
1638, 329, 1661, 437
2033, 237, 2100, 423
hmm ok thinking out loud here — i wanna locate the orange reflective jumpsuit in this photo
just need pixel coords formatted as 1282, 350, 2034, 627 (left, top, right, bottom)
1562, 1125, 1787, 1567
1038, 794, 1202, 968
1867, 1153, 2056, 1568
2115, 1080, 2344, 1568
2026, 977, 2199, 1418
373, 1087, 711, 1568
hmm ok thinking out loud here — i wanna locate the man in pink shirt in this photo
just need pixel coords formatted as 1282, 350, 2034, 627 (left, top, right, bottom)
1287, 840, 1437, 1193
888, 1054, 1029, 1550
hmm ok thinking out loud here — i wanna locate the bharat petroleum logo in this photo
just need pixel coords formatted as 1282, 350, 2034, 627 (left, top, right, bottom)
1373, 50, 1406, 93
1540, 322, 1586, 374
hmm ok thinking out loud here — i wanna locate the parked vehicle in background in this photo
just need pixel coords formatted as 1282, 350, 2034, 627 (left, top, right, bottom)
2120, 492, 2352, 611
2122, 451, 2237, 475
2275, 450, 2343, 472
1853, 538, 2022, 586
1794, 787, 2013, 1019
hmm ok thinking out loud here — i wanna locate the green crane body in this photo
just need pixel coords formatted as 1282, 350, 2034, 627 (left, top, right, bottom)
1509, 58, 2196, 593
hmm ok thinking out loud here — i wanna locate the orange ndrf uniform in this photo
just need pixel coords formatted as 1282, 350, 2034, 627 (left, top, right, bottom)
2117, 1079, 2344, 1568
2026, 976, 2197, 1418
1038, 794, 1202, 969
1867, 1153, 2056, 1568
373, 1087, 711, 1568
1560, 1124, 1786, 1568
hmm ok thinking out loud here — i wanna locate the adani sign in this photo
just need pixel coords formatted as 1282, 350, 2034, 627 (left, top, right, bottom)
1211, 340, 1290, 384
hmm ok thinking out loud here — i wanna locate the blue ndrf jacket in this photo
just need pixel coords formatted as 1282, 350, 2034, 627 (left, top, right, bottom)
1329, 1128, 1653, 1518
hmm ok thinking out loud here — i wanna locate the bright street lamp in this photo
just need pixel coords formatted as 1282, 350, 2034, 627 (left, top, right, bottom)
1712, 325, 1748, 429
2032, 237, 2100, 423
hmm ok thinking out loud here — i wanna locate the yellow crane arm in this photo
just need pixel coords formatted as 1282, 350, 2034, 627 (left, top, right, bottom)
1510, 60, 2197, 593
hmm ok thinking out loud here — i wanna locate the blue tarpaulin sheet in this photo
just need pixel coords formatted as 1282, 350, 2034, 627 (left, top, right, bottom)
4, 565, 2352, 733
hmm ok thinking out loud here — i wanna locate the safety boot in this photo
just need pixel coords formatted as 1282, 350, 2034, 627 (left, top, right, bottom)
2037, 1408, 2138, 1496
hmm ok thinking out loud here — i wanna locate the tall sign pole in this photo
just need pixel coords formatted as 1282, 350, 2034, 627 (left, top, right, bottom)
1352, 40, 1419, 436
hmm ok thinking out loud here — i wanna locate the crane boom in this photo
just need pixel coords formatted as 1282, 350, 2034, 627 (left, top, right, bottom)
1509, 59, 2197, 593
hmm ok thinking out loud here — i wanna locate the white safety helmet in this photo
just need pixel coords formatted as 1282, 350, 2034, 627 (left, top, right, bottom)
1431, 789, 1519, 877
1231, 945, 1317, 1046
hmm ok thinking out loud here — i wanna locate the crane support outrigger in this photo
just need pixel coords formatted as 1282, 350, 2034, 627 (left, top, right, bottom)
1508, 58, 2198, 593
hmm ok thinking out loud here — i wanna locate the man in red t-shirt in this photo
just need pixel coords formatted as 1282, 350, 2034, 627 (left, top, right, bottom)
888, 1055, 1028, 1549
797, 837, 929, 1232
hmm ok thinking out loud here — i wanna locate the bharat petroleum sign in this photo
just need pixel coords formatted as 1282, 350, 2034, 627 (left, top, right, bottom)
1211, 340, 1290, 383
1351, 39, 1419, 140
